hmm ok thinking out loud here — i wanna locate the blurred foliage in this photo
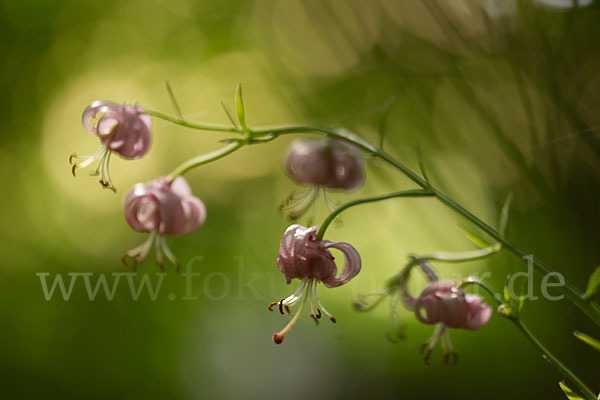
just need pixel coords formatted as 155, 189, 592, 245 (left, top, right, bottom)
0, 0, 599, 399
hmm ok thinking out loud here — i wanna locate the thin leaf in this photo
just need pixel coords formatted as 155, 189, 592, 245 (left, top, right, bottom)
559, 381, 585, 400
378, 96, 395, 150
583, 266, 600, 300
498, 192, 513, 237
573, 331, 600, 352
165, 81, 183, 120
516, 274, 528, 315
221, 100, 238, 128
415, 145, 429, 184
457, 224, 492, 249
504, 274, 511, 302
235, 83, 247, 131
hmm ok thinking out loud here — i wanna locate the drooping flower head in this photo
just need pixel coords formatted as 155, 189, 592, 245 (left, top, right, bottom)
414, 280, 492, 330
270, 224, 361, 344
410, 278, 492, 365
281, 138, 364, 222
70, 101, 152, 191
123, 175, 206, 270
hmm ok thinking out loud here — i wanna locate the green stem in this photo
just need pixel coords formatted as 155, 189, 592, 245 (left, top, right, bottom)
169, 141, 243, 180
147, 110, 240, 133
460, 278, 596, 400
315, 189, 434, 241
513, 319, 597, 400
147, 112, 600, 326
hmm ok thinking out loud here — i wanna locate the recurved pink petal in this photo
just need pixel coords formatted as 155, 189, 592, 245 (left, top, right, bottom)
181, 196, 207, 234
465, 294, 492, 330
82, 100, 119, 133
170, 176, 193, 198
321, 241, 361, 287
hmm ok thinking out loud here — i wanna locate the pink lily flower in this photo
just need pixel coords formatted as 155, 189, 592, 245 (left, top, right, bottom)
70, 101, 152, 191
281, 138, 364, 222
412, 280, 492, 364
270, 224, 361, 344
123, 176, 206, 270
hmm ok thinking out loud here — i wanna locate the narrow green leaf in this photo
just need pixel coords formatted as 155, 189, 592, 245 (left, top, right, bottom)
415, 145, 429, 184
377, 96, 395, 150
559, 381, 585, 400
583, 266, 600, 300
516, 274, 528, 315
573, 331, 600, 352
503, 274, 511, 302
498, 192, 513, 237
457, 224, 492, 249
235, 83, 247, 131
221, 100, 238, 128
165, 81, 183, 120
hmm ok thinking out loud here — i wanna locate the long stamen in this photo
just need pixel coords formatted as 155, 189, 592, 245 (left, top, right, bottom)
283, 280, 307, 306
312, 280, 321, 319
280, 187, 314, 211
70, 145, 106, 176
323, 189, 338, 211
443, 327, 457, 366
122, 231, 156, 266
159, 236, 179, 269
273, 286, 309, 344
98, 149, 116, 192
288, 187, 320, 220
268, 280, 307, 313
154, 234, 164, 272
314, 282, 336, 323
90, 147, 108, 176
421, 323, 444, 365
308, 280, 320, 325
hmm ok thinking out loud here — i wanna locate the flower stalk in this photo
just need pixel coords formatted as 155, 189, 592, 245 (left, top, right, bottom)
145, 109, 600, 327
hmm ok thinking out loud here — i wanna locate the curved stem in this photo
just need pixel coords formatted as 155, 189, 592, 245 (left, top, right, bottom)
147, 110, 240, 133
460, 277, 504, 306
169, 141, 243, 181
146, 112, 600, 326
315, 189, 434, 240
260, 125, 600, 325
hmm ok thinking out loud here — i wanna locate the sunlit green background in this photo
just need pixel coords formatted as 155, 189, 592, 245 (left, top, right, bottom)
1, 0, 599, 398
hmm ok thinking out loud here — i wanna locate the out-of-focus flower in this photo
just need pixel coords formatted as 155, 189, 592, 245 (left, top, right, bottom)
269, 224, 361, 344
123, 175, 206, 270
281, 138, 364, 223
70, 101, 152, 191
413, 280, 492, 364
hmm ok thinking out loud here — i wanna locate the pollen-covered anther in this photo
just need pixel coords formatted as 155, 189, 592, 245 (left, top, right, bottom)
278, 298, 286, 315
310, 313, 319, 326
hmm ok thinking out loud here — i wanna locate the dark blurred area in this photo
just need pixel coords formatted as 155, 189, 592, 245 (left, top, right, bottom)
0, 0, 599, 399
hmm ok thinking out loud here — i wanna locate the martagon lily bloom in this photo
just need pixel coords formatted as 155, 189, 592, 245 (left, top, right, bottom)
270, 224, 361, 344
70, 101, 152, 191
123, 175, 206, 270
281, 138, 364, 222
405, 277, 492, 365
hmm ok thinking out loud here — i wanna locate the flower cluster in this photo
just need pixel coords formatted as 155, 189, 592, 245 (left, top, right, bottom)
69, 98, 494, 356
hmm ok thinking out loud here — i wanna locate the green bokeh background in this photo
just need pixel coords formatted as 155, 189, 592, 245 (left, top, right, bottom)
1, 0, 599, 398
